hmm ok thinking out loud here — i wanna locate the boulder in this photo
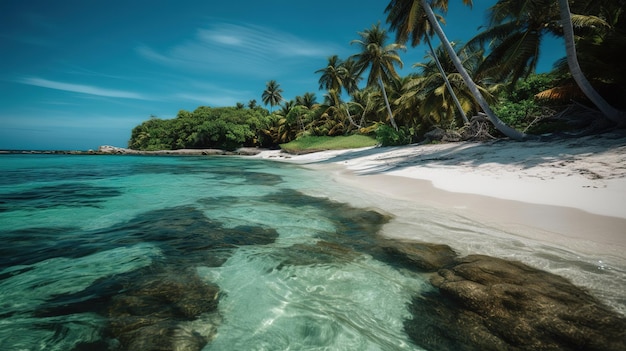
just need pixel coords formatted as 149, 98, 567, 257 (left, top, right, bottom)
405, 254, 626, 350
381, 240, 458, 272
98, 145, 132, 154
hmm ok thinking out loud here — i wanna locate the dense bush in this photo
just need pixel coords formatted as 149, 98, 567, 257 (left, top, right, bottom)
128, 106, 272, 151
375, 125, 410, 146
493, 73, 559, 132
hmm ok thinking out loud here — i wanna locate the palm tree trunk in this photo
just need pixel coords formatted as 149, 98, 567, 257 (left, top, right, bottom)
425, 35, 469, 124
345, 105, 362, 128
420, 0, 526, 140
378, 74, 399, 130
558, 0, 625, 125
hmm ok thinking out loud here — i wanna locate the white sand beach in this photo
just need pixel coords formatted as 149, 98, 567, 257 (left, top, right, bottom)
255, 132, 626, 256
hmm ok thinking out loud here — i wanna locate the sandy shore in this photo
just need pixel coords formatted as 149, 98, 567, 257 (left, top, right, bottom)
254, 132, 626, 255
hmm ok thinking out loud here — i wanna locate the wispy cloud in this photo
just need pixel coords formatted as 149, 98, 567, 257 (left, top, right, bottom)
136, 22, 345, 76
175, 93, 239, 107
17, 77, 149, 100
172, 80, 253, 106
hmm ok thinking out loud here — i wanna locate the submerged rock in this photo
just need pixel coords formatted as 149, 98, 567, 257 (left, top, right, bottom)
381, 240, 458, 272
405, 254, 626, 351
108, 269, 220, 351
275, 240, 361, 269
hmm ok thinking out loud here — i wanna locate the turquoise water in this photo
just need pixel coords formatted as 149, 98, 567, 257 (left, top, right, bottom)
0, 155, 429, 350
1, 154, 625, 351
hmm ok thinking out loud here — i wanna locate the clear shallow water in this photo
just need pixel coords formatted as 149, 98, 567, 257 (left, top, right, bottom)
1, 154, 624, 350
0, 155, 428, 350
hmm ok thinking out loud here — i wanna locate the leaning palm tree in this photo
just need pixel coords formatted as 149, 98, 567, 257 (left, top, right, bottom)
385, 0, 468, 124
346, 88, 382, 130
386, 0, 526, 140
350, 22, 405, 130
408, 42, 490, 128
471, 0, 624, 125
558, 0, 625, 124
261, 80, 283, 112
468, 0, 562, 86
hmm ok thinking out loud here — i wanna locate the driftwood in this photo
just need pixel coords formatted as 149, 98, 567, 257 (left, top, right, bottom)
459, 113, 497, 141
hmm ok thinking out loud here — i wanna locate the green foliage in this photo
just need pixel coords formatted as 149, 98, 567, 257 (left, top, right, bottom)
505, 73, 556, 102
493, 99, 543, 130
493, 73, 558, 131
128, 106, 272, 151
375, 124, 410, 146
280, 134, 377, 153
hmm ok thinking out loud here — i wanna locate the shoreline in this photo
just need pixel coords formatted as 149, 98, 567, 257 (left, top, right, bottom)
254, 132, 626, 257
330, 167, 626, 255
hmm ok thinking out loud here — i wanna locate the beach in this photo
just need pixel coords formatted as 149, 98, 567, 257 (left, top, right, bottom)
254, 132, 626, 258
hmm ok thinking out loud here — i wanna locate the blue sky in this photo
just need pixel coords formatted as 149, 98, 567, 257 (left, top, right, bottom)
0, 1, 564, 150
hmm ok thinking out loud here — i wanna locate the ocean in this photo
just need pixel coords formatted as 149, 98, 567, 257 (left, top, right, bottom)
1, 154, 624, 350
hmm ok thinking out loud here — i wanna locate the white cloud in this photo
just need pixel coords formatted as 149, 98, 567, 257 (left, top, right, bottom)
175, 93, 239, 107
173, 81, 253, 107
136, 22, 345, 76
17, 77, 150, 100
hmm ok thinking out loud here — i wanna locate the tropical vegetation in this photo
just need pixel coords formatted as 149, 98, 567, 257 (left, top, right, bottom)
129, 0, 625, 151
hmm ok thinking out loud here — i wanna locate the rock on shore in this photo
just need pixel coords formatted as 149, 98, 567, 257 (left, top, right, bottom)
0, 146, 265, 155
387, 242, 626, 351
97, 145, 263, 155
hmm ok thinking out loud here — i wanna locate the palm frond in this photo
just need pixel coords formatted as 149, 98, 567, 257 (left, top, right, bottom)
535, 85, 584, 101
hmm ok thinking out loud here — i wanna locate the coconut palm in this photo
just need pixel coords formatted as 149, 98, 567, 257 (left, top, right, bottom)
385, 0, 526, 140
350, 22, 405, 130
468, 0, 562, 86
316, 55, 344, 94
558, 0, 625, 124
345, 88, 382, 130
295, 92, 318, 109
385, 0, 468, 124
541, 3, 626, 108
306, 89, 349, 136
261, 80, 283, 112
470, 0, 624, 124
316, 56, 362, 99
408, 42, 491, 128
339, 58, 362, 96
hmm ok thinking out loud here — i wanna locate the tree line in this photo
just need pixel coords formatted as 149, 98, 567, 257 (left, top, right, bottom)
129, 0, 625, 150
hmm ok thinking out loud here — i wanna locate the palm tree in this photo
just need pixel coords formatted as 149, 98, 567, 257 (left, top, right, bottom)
346, 88, 381, 129
558, 0, 625, 124
467, 0, 562, 86
385, 0, 526, 140
407, 42, 491, 128
261, 80, 283, 112
339, 58, 362, 96
321, 89, 349, 136
316, 55, 344, 94
315, 56, 362, 98
542, 3, 625, 109
295, 92, 317, 109
471, 0, 624, 124
350, 22, 405, 130
385, 0, 468, 124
